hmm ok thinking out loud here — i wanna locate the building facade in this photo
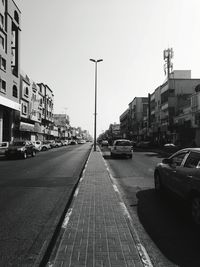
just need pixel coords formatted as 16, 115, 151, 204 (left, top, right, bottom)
37, 83, 54, 140
53, 114, 70, 140
128, 97, 148, 141
120, 108, 130, 139
0, 0, 21, 142
119, 70, 200, 147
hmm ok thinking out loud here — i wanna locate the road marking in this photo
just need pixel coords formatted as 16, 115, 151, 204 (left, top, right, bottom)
136, 244, 154, 267
113, 184, 120, 193
62, 208, 72, 229
120, 202, 132, 220
74, 188, 79, 197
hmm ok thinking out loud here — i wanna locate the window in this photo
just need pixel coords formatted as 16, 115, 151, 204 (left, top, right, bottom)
0, 57, 6, 70
14, 11, 19, 23
24, 86, 29, 96
0, 79, 6, 93
184, 152, 200, 168
32, 94, 36, 101
12, 85, 18, 98
0, 13, 4, 29
171, 152, 189, 167
115, 140, 131, 146
22, 104, 27, 115
0, 34, 4, 50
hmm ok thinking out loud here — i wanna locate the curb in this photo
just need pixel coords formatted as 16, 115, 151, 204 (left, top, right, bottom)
100, 149, 153, 267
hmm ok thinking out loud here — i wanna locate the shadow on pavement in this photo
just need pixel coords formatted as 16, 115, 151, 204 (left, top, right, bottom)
136, 189, 200, 267
103, 154, 112, 159
133, 148, 173, 158
0, 156, 7, 161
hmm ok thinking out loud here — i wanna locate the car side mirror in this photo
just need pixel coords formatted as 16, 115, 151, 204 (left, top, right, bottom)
162, 158, 173, 164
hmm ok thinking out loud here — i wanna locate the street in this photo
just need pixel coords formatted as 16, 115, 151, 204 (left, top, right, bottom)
1, 144, 200, 267
0, 143, 92, 267
103, 147, 200, 267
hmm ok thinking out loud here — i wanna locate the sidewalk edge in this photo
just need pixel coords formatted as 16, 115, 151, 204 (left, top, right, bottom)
100, 150, 154, 267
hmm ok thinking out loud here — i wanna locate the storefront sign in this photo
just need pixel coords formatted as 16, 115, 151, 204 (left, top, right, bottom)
20, 122, 35, 132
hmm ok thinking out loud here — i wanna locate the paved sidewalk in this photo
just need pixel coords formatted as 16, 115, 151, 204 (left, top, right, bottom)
52, 148, 146, 267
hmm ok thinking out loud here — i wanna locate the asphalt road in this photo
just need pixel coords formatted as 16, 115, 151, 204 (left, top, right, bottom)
102, 147, 200, 267
0, 143, 92, 267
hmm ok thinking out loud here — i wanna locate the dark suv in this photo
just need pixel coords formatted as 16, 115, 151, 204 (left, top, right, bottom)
154, 148, 200, 224
5, 141, 36, 159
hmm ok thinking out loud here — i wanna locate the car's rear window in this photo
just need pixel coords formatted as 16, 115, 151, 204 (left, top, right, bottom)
115, 141, 131, 146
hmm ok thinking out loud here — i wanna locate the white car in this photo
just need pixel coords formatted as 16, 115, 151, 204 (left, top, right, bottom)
110, 139, 133, 158
61, 140, 69, 146
0, 142, 9, 156
32, 140, 42, 151
41, 141, 51, 151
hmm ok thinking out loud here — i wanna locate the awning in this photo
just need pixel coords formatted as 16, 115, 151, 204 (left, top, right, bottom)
0, 95, 21, 111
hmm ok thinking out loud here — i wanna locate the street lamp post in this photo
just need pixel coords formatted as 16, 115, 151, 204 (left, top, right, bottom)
90, 58, 103, 151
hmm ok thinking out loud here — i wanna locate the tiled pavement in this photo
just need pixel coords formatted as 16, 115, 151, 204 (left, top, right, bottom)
52, 147, 146, 267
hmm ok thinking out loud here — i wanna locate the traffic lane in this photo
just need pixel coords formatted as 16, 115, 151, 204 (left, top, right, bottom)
106, 150, 161, 187
0, 143, 91, 266
106, 151, 200, 267
0, 143, 91, 181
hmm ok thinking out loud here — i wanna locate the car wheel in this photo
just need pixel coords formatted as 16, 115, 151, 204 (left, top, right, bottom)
32, 150, 36, 157
23, 152, 27, 159
42, 147, 47, 151
154, 172, 163, 192
191, 196, 200, 225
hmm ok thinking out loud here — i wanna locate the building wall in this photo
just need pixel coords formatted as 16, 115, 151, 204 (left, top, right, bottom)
0, 0, 21, 142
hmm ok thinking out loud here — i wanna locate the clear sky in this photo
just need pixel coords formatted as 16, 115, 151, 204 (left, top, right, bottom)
14, 0, 200, 136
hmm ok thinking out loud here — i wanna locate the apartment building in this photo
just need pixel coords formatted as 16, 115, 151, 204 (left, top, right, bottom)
120, 108, 130, 139
16, 71, 45, 141
37, 83, 54, 140
53, 114, 70, 139
158, 71, 200, 144
149, 86, 161, 144
191, 87, 200, 146
0, 0, 21, 142
128, 97, 148, 141
119, 70, 200, 146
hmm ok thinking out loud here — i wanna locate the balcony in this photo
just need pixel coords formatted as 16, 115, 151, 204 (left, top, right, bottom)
161, 103, 169, 111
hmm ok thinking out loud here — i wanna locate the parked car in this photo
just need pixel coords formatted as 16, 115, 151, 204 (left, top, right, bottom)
69, 140, 77, 145
5, 141, 36, 159
154, 147, 200, 224
54, 140, 63, 147
110, 139, 133, 158
77, 139, 86, 144
101, 140, 109, 147
49, 140, 56, 148
61, 140, 68, 146
32, 140, 42, 151
41, 141, 51, 151
0, 141, 9, 156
